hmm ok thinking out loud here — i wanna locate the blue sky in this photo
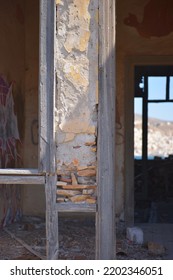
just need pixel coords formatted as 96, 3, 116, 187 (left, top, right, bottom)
135, 77, 173, 121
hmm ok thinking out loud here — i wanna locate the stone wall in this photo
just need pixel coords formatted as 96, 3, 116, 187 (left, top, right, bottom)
55, 0, 98, 204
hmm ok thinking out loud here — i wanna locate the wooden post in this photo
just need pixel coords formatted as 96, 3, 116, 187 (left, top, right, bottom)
45, 175, 59, 259
39, 0, 55, 173
96, 0, 116, 259
39, 0, 58, 259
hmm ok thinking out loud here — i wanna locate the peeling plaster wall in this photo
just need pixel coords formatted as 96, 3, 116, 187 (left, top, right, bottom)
55, 0, 98, 200
116, 0, 173, 219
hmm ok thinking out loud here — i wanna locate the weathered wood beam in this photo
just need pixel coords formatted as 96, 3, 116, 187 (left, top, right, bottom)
0, 176, 45, 184
45, 175, 59, 259
0, 169, 42, 175
4, 228, 46, 260
40, 0, 58, 260
96, 0, 116, 259
57, 202, 96, 213
57, 184, 97, 190
39, 0, 55, 174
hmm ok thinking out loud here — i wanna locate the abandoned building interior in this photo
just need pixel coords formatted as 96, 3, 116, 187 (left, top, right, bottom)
134, 66, 173, 223
1, 0, 173, 260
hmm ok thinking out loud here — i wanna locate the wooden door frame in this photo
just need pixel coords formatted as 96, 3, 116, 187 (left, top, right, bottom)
0, 0, 116, 260
0, 0, 57, 259
0, 0, 55, 181
42, 0, 117, 260
39, 0, 58, 259
96, 0, 116, 260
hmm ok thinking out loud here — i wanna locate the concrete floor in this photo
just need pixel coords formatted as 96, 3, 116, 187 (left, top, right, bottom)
139, 223, 173, 259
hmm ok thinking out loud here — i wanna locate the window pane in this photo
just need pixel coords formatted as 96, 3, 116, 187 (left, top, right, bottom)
148, 77, 166, 100
170, 77, 173, 99
148, 103, 173, 158
134, 98, 142, 158
148, 102, 173, 121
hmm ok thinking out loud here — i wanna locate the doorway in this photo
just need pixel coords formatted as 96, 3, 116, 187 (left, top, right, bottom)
0, 0, 56, 259
125, 56, 173, 225
134, 66, 173, 223
0, 0, 42, 224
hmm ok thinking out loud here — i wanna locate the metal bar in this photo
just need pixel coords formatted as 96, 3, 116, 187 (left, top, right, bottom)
166, 76, 170, 100
148, 99, 173, 103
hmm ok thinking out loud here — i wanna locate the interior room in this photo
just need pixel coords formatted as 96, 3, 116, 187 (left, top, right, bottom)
0, 0, 45, 231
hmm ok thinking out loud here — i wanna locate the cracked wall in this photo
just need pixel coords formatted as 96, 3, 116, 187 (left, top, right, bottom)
55, 0, 98, 203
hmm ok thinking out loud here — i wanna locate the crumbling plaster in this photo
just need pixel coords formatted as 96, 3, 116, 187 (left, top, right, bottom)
55, 0, 98, 170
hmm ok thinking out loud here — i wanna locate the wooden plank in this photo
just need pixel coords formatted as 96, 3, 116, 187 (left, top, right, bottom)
39, 0, 55, 174
70, 195, 91, 203
57, 181, 68, 186
96, 0, 116, 260
77, 165, 96, 171
57, 202, 96, 213
40, 0, 58, 260
77, 169, 96, 177
57, 184, 97, 190
71, 173, 78, 184
4, 228, 46, 260
57, 189, 81, 196
0, 169, 42, 175
45, 175, 59, 260
0, 175, 45, 184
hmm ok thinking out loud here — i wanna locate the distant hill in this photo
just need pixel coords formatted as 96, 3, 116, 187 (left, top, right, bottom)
134, 114, 173, 158
135, 113, 173, 124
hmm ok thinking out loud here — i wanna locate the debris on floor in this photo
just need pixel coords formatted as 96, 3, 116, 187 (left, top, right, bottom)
147, 241, 166, 256
0, 216, 168, 260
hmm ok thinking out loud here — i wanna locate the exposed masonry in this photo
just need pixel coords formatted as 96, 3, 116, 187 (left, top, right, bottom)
55, 0, 98, 203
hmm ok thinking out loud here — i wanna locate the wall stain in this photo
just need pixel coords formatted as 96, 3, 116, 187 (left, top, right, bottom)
15, 4, 25, 25
124, 0, 173, 38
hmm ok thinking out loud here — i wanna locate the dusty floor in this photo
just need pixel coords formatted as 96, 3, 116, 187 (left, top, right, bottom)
0, 216, 170, 260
